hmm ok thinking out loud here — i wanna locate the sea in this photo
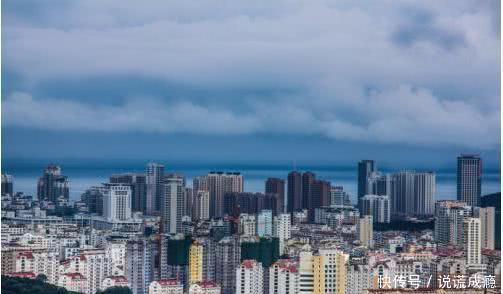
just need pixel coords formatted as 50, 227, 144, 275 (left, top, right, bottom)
2, 159, 500, 203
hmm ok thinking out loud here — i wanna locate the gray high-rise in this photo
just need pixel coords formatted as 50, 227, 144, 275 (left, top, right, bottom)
457, 154, 482, 207
110, 173, 146, 213
287, 171, 302, 213
358, 160, 376, 201
146, 162, 165, 215
37, 164, 69, 203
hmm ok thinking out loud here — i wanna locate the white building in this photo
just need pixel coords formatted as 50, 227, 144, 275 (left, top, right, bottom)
257, 210, 273, 237
273, 213, 291, 255
235, 259, 263, 294
358, 215, 373, 248
463, 217, 482, 266
345, 263, 371, 294
103, 184, 132, 221
193, 190, 210, 221
358, 195, 390, 223
148, 279, 183, 294
239, 214, 256, 236
162, 176, 185, 234
269, 259, 299, 294
476, 207, 495, 250
58, 273, 88, 293
101, 276, 130, 290
189, 281, 221, 294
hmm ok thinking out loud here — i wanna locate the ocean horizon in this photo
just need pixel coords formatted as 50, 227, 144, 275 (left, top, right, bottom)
2, 159, 500, 203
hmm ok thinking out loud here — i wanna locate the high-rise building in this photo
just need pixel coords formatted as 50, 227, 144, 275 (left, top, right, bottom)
357, 160, 376, 201
269, 259, 299, 294
239, 214, 257, 236
1, 174, 13, 196
146, 162, 165, 215
457, 154, 482, 207
162, 176, 185, 234
110, 173, 147, 213
476, 207, 495, 250
390, 171, 435, 217
235, 259, 263, 294
463, 218, 481, 266
481, 192, 500, 249
37, 164, 70, 202
265, 178, 285, 215
215, 237, 241, 294
413, 172, 435, 216
330, 186, 346, 207
434, 200, 472, 245
81, 186, 107, 215
193, 190, 210, 221
298, 248, 348, 294
310, 179, 331, 218
257, 210, 273, 237
126, 239, 156, 294
301, 172, 315, 210
273, 213, 291, 255
287, 171, 302, 213
189, 242, 204, 284
358, 194, 390, 223
202, 172, 243, 218
184, 187, 193, 218
358, 215, 373, 248
102, 184, 132, 221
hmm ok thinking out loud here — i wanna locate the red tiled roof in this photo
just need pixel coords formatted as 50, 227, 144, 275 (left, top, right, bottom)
64, 272, 86, 280
196, 281, 219, 288
156, 279, 181, 286
17, 252, 34, 259
108, 276, 128, 282
241, 259, 258, 269
9, 272, 36, 278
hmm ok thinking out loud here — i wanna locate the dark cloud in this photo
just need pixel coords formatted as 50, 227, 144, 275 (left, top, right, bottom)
1, 0, 500, 154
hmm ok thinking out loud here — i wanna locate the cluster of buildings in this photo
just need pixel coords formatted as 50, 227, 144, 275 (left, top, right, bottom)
0, 154, 500, 293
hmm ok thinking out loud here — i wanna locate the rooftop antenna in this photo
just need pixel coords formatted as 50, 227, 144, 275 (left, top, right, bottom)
293, 159, 297, 171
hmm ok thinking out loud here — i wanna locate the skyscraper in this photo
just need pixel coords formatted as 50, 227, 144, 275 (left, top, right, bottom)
110, 173, 146, 213
287, 171, 302, 213
189, 241, 204, 284
193, 190, 210, 221
357, 160, 376, 200
358, 194, 390, 223
463, 217, 481, 266
126, 238, 156, 294
310, 180, 330, 211
301, 172, 315, 210
273, 213, 291, 255
215, 236, 241, 294
256, 210, 273, 237
102, 184, 132, 221
265, 178, 285, 214
476, 207, 495, 250
390, 171, 435, 218
205, 172, 243, 218
457, 154, 482, 207
146, 162, 165, 215
37, 164, 70, 202
1, 174, 13, 196
434, 200, 471, 245
358, 215, 373, 248
235, 260, 263, 294
162, 176, 185, 234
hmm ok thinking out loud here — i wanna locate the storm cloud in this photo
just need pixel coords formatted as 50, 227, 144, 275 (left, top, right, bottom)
2, 0, 500, 151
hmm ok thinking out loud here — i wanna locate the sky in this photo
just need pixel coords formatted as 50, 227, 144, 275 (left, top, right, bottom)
1, 0, 501, 169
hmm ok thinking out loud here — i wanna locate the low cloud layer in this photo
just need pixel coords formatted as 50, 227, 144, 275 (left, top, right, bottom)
2, 0, 500, 150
